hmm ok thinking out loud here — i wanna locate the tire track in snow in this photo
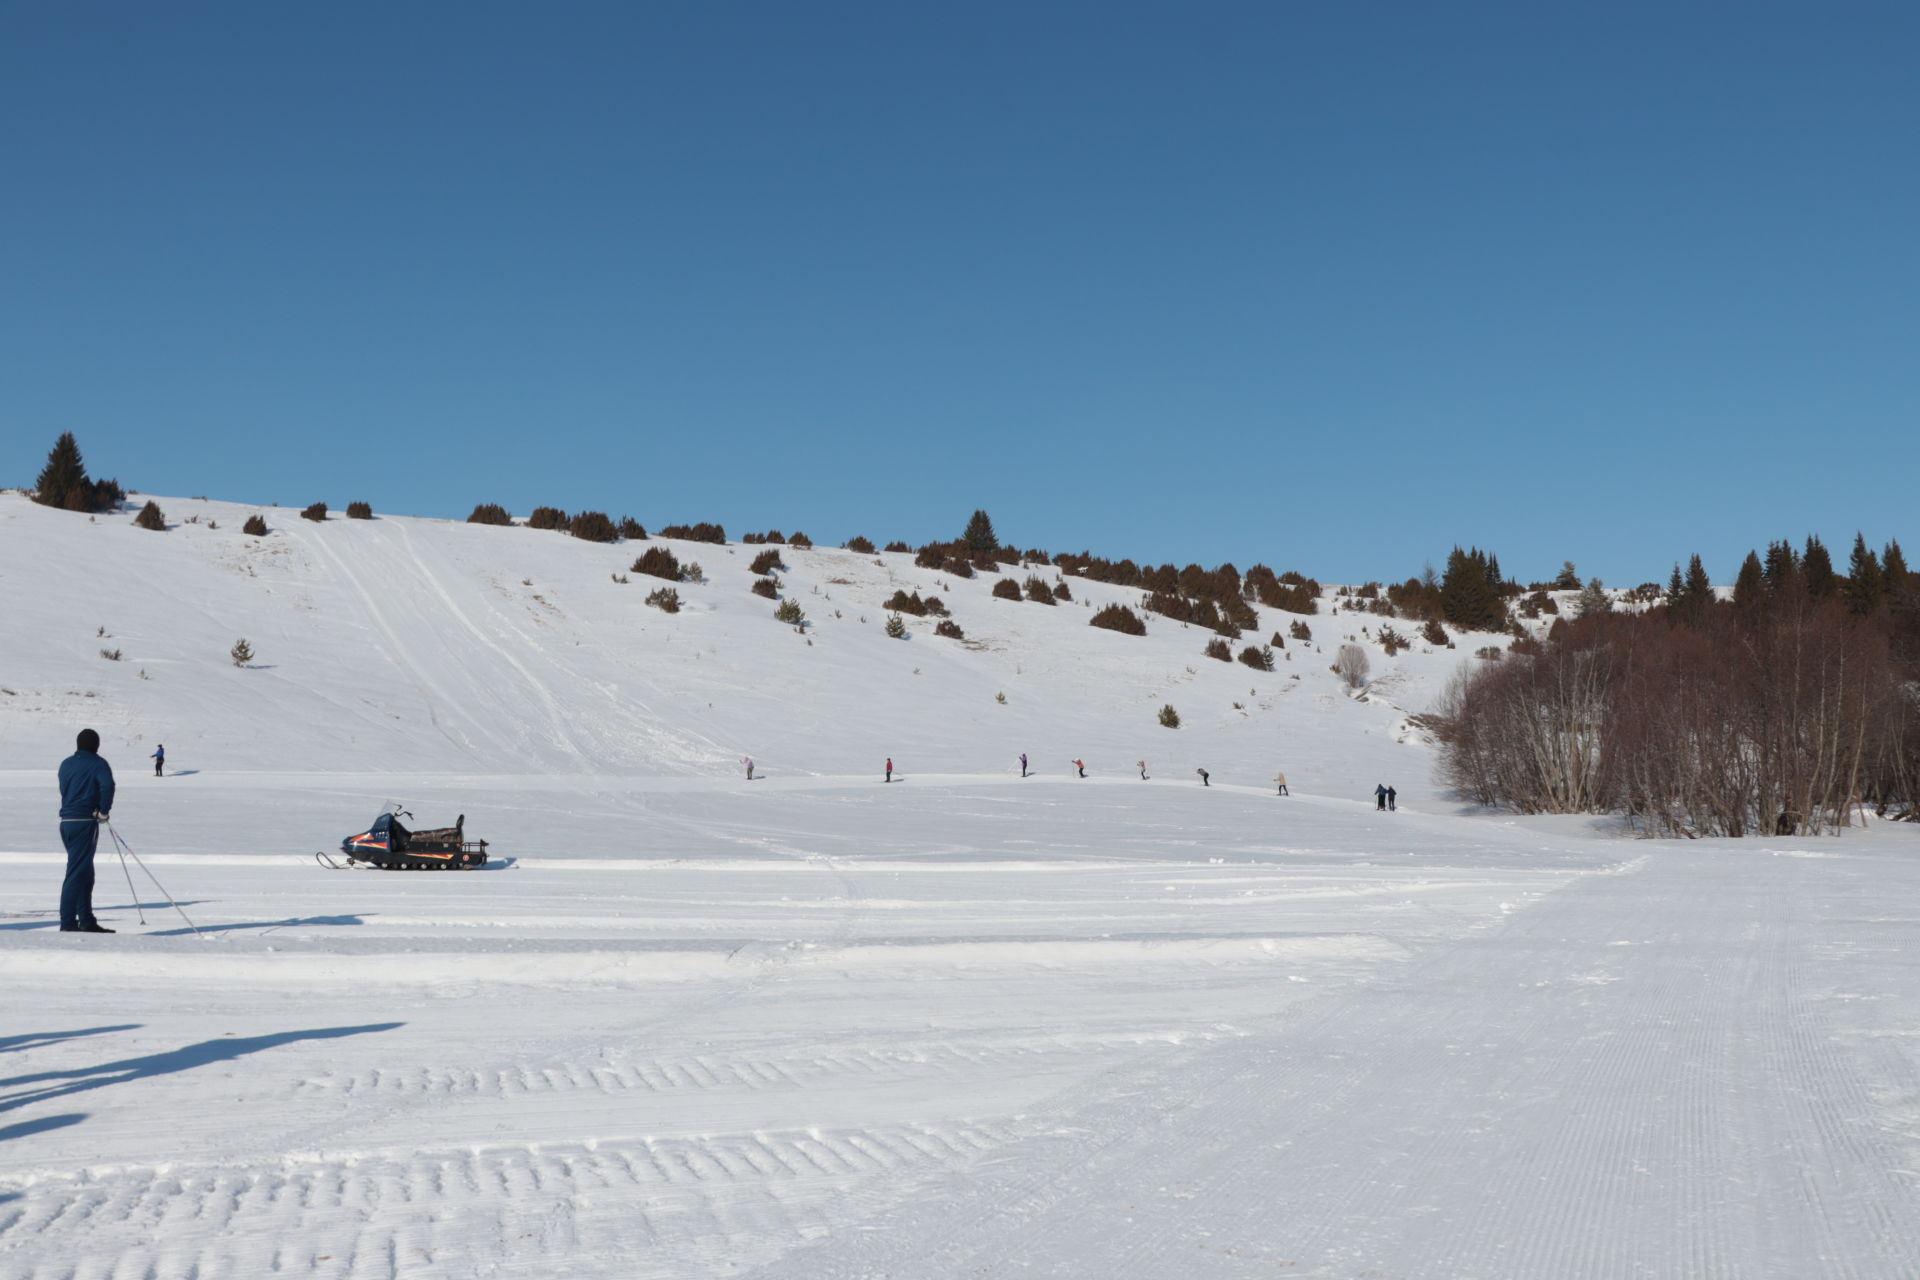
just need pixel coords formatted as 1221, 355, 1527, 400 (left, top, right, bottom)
285, 1033, 1221, 1105
0, 1121, 1020, 1279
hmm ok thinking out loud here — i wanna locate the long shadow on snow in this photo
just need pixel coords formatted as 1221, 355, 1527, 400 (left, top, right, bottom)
0, 1026, 141, 1055
0, 1023, 403, 1115
0, 1113, 85, 1143
146, 913, 367, 937
0, 901, 213, 930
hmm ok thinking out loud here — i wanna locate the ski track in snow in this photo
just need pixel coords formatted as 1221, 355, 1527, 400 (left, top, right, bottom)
735, 848, 1920, 1280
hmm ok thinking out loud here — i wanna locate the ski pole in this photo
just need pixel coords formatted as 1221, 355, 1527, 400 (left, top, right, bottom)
104, 816, 146, 926
105, 820, 203, 937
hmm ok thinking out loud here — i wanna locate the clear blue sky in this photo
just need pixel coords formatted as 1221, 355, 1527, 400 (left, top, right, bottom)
4, 1, 1914, 586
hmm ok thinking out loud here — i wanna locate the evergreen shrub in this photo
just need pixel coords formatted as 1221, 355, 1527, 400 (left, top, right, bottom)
1091, 604, 1146, 636
659, 522, 726, 543
633, 547, 682, 581
569, 511, 618, 542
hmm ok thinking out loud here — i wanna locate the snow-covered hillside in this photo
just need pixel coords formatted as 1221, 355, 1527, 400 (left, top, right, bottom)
0, 491, 1471, 837
4, 492, 1918, 1279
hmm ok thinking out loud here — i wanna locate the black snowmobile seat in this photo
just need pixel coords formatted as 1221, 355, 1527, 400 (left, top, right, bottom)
409, 814, 465, 845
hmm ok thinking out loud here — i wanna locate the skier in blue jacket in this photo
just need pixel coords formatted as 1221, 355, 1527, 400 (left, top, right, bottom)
58, 729, 116, 933
152, 743, 164, 777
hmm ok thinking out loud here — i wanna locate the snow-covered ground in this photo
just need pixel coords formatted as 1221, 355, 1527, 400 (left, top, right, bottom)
2, 493, 1917, 1277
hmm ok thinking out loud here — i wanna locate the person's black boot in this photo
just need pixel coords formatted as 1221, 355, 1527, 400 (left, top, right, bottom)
78, 923, 115, 933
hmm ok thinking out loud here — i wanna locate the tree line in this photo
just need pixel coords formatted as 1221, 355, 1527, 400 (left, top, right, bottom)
1434, 536, 1919, 836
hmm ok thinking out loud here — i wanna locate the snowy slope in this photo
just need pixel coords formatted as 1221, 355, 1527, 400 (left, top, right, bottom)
0, 491, 1467, 840
4, 492, 1918, 1280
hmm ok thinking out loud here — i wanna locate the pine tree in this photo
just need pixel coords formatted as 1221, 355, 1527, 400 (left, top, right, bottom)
1763, 540, 1801, 596
1552, 561, 1580, 591
230, 638, 254, 667
962, 510, 998, 555
884, 613, 907, 638
1731, 551, 1767, 612
1683, 554, 1713, 607
1883, 540, 1912, 600
1803, 536, 1837, 598
1574, 578, 1613, 618
1667, 555, 1714, 626
1844, 532, 1884, 614
1440, 547, 1504, 632
33, 432, 89, 510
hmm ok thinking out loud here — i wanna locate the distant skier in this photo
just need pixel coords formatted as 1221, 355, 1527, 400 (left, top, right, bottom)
1138, 760, 1148, 780
743, 756, 754, 781
1197, 768, 1210, 787
1020, 753, 1028, 778
1375, 783, 1388, 811
1275, 771, 1289, 796
1387, 785, 1397, 811
1073, 759, 1086, 778
57, 729, 115, 933
151, 743, 164, 777
885, 758, 893, 783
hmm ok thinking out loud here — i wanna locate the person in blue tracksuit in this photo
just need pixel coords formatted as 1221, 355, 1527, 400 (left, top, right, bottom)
57, 729, 116, 933
152, 743, 164, 777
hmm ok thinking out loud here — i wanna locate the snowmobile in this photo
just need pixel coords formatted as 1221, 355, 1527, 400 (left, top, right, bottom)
321, 808, 489, 870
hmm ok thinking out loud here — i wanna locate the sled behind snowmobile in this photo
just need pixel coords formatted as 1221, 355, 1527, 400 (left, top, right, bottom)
332, 809, 488, 870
